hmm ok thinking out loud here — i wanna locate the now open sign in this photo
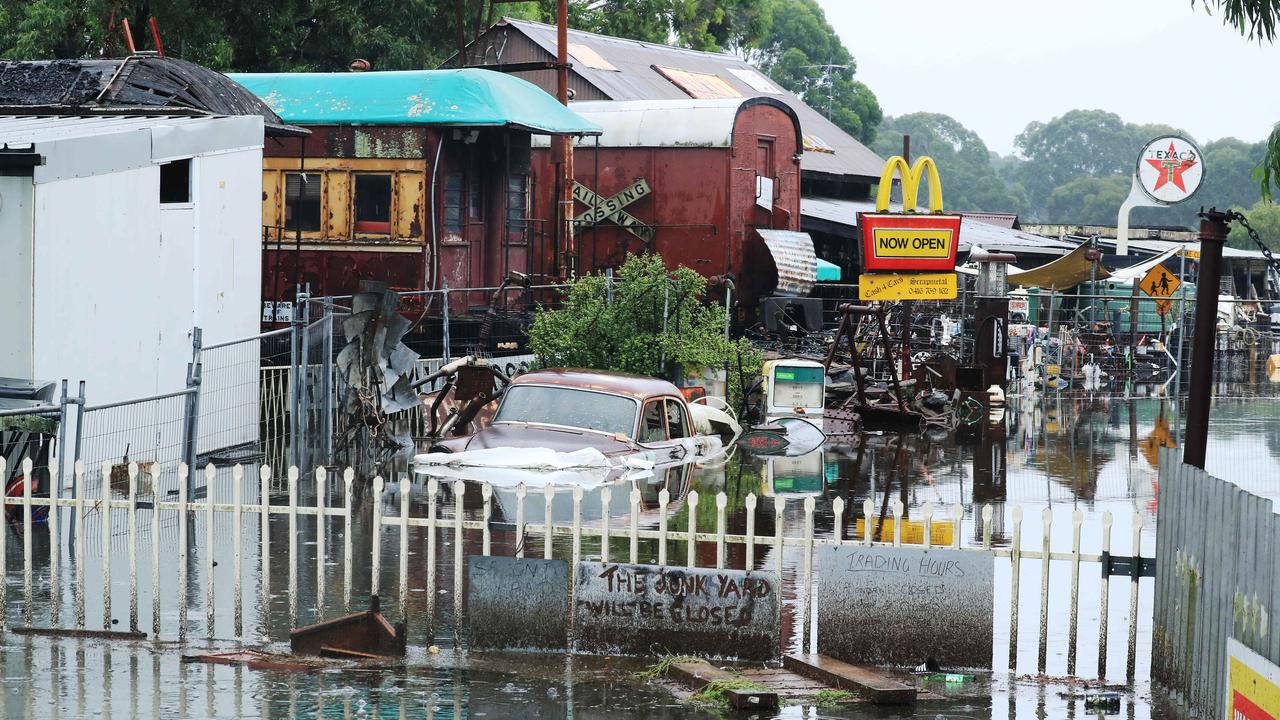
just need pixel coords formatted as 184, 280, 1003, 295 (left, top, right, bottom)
859, 212, 961, 272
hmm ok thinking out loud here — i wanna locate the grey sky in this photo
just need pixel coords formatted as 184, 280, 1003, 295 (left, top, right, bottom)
820, 0, 1279, 155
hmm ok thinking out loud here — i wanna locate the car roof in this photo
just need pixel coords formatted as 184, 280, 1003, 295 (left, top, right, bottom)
509, 368, 683, 401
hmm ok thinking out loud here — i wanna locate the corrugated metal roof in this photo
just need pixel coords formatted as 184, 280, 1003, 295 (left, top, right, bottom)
0, 56, 298, 136
800, 196, 1079, 256
0, 114, 230, 144
959, 211, 1019, 229
473, 18, 884, 180
530, 97, 798, 148
229, 68, 600, 135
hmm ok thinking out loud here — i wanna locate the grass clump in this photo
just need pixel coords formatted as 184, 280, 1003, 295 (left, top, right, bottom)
813, 688, 855, 707
689, 678, 768, 709
634, 654, 699, 679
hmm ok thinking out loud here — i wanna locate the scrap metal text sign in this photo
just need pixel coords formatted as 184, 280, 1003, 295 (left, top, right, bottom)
573, 178, 654, 243
858, 155, 961, 299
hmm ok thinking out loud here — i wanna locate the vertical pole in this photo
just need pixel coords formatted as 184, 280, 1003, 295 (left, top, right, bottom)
1175, 249, 1188, 394
287, 467, 299, 627
23, 458, 33, 626
686, 491, 699, 568
658, 488, 670, 566
322, 300, 334, 465
554, 0, 574, 277
205, 464, 215, 640
184, 328, 203, 500
289, 298, 300, 470
74, 461, 85, 629
343, 468, 353, 613
150, 466, 161, 637
441, 283, 452, 364
101, 461, 112, 631
56, 379, 68, 502
399, 475, 410, 621
371, 476, 384, 603
298, 289, 311, 475
259, 466, 271, 643
515, 484, 527, 559
315, 467, 327, 620
599, 486, 611, 563
453, 479, 464, 646
1009, 505, 1023, 671
1183, 210, 1231, 469
127, 462, 138, 634
629, 488, 640, 563
232, 465, 244, 639
1098, 510, 1114, 678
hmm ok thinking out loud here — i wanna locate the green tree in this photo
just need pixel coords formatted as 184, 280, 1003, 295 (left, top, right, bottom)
1012, 109, 1142, 217
1227, 200, 1280, 252
1199, 0, 1280, 199
871, 112, 1026, 214
1043, 175, 1130, 225
748, 0, 882, 143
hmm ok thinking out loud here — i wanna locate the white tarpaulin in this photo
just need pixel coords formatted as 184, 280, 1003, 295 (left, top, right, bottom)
413, 447, 654, 488
1107, 245, 1183, 283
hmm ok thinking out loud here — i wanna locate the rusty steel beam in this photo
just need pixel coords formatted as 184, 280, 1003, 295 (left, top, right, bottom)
1183, 208, 1231, 469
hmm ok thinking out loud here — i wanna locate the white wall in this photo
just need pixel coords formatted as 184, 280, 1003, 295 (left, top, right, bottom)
30, 121, 264, 412
0, 175, 34, 380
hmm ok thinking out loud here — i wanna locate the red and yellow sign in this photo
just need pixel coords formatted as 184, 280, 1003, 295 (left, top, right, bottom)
860, 156, 961, 272
1228, 638, 1280, 719
858, 272, 957, 301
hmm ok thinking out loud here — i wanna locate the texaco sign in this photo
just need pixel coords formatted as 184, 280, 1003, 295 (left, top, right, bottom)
1136, 135, 1204, 205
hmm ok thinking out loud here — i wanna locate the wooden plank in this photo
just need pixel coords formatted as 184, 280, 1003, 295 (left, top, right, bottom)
667, 660, 779, 710
11, 626, 147, 641
783, 653, 916, 705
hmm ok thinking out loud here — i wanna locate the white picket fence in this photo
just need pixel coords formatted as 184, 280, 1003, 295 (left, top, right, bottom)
0, 456, 1153, 680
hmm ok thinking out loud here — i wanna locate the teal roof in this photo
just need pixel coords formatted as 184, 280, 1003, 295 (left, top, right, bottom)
816, 257, 842, 281
227, 68, 601, 135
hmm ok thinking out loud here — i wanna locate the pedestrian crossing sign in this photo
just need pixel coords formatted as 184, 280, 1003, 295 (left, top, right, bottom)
1140, 265, 1181, 298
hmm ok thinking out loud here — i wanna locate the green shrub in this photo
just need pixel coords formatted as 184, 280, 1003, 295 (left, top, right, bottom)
529, 253, 760, 406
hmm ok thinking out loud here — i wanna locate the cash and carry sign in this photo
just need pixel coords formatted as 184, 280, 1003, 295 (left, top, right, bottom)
1227, 638, 1280, 719
858, 155, 961, 299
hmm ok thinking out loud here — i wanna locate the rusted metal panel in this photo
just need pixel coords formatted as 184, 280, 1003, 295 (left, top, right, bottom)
262, 247, 424, 303
466, 555, 569, 651
395, 171, 425, 240
325, 170, 349, 239
816, 546, 994, 669
571, 561, 780, 660
353, 128, 425, 158
262, 169, 282, 228
289, 602, 407, 657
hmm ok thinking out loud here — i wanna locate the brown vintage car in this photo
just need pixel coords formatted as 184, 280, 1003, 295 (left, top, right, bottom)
427, 369, 708, 461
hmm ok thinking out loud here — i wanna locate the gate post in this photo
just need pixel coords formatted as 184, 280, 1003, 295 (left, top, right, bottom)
321, 298, 334, 467
298, 286, 311, 475
182, 327, 203, 499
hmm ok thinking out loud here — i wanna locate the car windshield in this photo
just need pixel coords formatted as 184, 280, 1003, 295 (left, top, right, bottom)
494, 385, 639, 437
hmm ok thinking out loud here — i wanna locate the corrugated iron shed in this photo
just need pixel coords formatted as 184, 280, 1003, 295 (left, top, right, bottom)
229, 69, 600, 135
0, 56, 298, 136
799, 196, 1080, 258
446, 17, 884, 182
530, 97, 800, 148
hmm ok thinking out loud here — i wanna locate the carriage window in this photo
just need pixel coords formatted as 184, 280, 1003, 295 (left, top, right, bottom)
354, 174, 392, 234
507, 174, 529, 232
641, 401, 666, 442
284, 172, 321, 231
443, 173, 463, 233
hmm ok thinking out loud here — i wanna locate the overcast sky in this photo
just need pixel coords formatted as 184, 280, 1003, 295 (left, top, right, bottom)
820, 0, 1280, 155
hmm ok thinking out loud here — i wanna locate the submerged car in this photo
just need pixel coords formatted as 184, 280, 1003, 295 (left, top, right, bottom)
426, 368, 723, 463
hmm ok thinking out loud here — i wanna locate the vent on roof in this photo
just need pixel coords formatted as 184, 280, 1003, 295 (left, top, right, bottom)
727, 67, 782, 94
568, 43, 618, 71
652, 65, 742, 99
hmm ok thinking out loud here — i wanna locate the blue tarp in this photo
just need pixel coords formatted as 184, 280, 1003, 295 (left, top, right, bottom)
228, 68, 601, 135
816, 257, 842, 281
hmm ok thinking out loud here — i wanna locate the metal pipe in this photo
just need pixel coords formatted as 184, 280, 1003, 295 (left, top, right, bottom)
1183, 209, 1231, 469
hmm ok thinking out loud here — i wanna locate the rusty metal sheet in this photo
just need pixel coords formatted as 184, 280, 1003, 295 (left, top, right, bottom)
816, 546, 993, 670
756, 230, 817, 296
467, 555, 569, 651
571, 562, 780, 661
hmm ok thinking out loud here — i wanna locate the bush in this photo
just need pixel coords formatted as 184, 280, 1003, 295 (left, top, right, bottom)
529, 253, 760, 405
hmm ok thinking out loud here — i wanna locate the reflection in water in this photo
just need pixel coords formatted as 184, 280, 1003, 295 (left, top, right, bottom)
3, 387, 1278, 718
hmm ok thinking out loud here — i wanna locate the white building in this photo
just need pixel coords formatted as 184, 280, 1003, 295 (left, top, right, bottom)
0, 114, 264, 405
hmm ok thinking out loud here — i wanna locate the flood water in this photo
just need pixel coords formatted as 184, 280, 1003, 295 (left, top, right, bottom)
4, 381, 1280, 719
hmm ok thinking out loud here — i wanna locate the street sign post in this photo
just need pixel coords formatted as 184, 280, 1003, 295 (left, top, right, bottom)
1139, 264, 1182, 298
1116, 136, 1204, 255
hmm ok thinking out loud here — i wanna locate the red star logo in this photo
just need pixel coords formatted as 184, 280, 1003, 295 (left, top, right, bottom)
1145, 142, 1197, 193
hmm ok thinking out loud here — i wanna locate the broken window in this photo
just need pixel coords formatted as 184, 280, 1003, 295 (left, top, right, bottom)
353, 173, 392, 234
443, 173, 463, 234
665, 400, 689, 439
284, 172, 321, 232
641, 401, 666, 442
159, 158, 191, 204
506, 174, 529, 234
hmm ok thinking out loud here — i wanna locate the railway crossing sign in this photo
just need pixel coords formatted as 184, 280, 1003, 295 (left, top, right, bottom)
1140, 264, 1181, 298
573, 178, 654, 243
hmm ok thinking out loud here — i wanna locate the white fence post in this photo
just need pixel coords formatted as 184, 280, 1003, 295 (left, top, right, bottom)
343, 468, 353, 613
687, 490, 700, 568
177, 463, 189, 644
600, 486, 612, 564
205, 464, 216, 640
233, 465, 244, 638
399, 475, 410, 621
1099, 510, 1114, 679
1068, 509, 1083, 675
316, 467, 327, 620
1009, 504, 1023, 671
127, 462, 138, 634
258, 465, 271, 643
100, 460, 112, 631
150, 465, 162, 637
658, 488, 670, 566
1038, 506, 1053, 673
287, 466, 298, 627
371, 476, 384, 602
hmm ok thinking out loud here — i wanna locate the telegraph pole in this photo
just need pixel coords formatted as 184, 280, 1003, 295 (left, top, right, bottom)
554, 0, 575, 277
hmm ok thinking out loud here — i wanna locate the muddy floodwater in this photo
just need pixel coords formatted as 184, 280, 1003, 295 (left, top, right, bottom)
4, 383, 1279, 719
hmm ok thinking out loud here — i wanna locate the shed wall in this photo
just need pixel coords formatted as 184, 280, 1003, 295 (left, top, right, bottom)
0, 175, 34, 380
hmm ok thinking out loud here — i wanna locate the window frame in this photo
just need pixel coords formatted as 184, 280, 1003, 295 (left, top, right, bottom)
283, 171, 322, 233
352, 172, 393, 236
